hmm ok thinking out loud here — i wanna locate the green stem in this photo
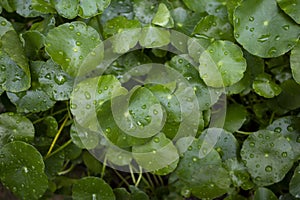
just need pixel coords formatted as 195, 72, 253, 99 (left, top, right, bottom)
129, 164, 136, 185
45, 116, 69, 158
101, 155, 107, 179
44, 139, 72, 160
145, 172, 155, 188
113, 168, 130, 187
236, 130, 252, 135
135, 166, 143, 187
57, 164, 75, 175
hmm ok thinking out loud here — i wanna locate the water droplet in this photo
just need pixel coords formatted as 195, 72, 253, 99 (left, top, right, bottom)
192, 157, 197, 162
265, 165, 272, 172
250, 27, 255, 32
258, 134, 263, 138
212, 22, 217, 26
274, 127, 282, 133
86, 104, 91, 109
54, 74, 67, 85
188, 146, 193, 151
76, 32, 81, 36
257, 34, 270, 43
65, 58, 71, 62
256, 164, 260, 168
209, 49, 214, 53
69, 25, 74, 30
282, 152, 287, 157
282, 25, 289, 30
263, 20, 269, 26
250, 153, 254, 158
216, 147, 222, 152
287, 126, 294, 132
73, 48, 78, 52
249, 142, 255, 147
153, 109, 158, 115
71, 104, 77, 109
235, 33, 240, 38
44, 73, 51, 80
154, 137, 160, 143
265, 153, 269, 157
268, 47, 277, 55
249, 16, 254, 21
141, 104, 147, 109
275, 35, 280, 41
1, 21, 7, 26
186, 97, 192, 102
84, 91, 91, 99
152, 150, 157, 154
76, 41, 81, 46
178, 59, 183, 63
58, 51, 63, 55
23, 166, 28, 173
224, 51, 228, 55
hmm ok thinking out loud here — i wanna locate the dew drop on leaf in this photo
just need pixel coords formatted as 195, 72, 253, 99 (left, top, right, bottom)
265, 165, 273, 172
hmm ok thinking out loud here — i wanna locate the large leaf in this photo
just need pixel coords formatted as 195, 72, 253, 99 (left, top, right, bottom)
277, 0, 300, 24
252, 73, 282, 98
72, 177, 115, 200
45, 22, 101, 77
0, 141, 48, 200
0, 112, 34, 146
241, 130, 294, 186
199, 40, 246, 87
233, 0, 300, 58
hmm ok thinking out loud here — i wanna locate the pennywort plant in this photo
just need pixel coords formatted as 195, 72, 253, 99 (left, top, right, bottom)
0, 0, 300, 199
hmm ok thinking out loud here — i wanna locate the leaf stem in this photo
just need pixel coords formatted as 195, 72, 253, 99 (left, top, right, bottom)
101, 155, 107, 179
57, 164, 75, 175
44, 139, 72, 160
45, 116, 69, 158
112, 168, 130, 187
236, 130, 252, 135
129, 164, 136, 184
135, 166, 143, 187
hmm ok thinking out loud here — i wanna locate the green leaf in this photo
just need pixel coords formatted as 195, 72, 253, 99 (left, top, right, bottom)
52, 0, 110, 19
199, 40, 247, 87
0, 141, 48, 200
267, 116, 300, 160
0, 112, 34, 146
277, 0, 300, 24
114, 188, 131, 200
38, 59, 74, 101
290, 164, 300, 198
224, 158, 254, 190
70, 122, 99, 150
290, 41, 300, 84
82, 151, 102, 174
21, 30, 45, 60
193, 15, 234, 41
0, 31, 31, 92
276, 79, 300, 110
72, 177, 115, 200
132, 132, 179, 174
199, 128, 239, 160
103, 16, 141, 38
0, 16, 14, 37
133, 0, 158, 24
40, 116, 58, 138
129, 186, 149, 200
45, 21, 101, 77
254, 187, 278, 200
171, 7, 204, 35
139, 26, 170, 48
176, 138, 231, 199
7, 89, 55, 113
241, 130, 294, 186
152, 3, 174, 28
30, 16, 56, 35
224, 104, 247, 132
110, 28, 141, 54
106, 147, 132, 166
101, 0, 134, 24
252, 73, 282, 98
233, 0, 300, 58
182, 0, 206, 12
44, 151, 64, 178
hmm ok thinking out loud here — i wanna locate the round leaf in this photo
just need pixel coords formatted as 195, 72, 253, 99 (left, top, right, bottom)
152, 3, 174, 28
139, 26, 170, 48
241, 130, 294, 186
224, 104, 247, 132
199, 40, 246, 87
72, 177, 115, 200
233, 0, 300, 58
45, 21, 101, 77
252, 73, 282, 98
254, 187, 278, 200
0, 141, 48, 200
0, 112, 34, 146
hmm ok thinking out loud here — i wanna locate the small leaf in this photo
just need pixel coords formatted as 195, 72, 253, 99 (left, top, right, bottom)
241, 130, 294, 186
103, 16, 140, 38
276, 79, 300, 110
277, 0, 300, 24
139, 26, 170, 48
0, 112, 34, 146
252, 73, 282, 98
72, 177, 115, 200
0, 16, 14, 37
224, 104, 247, 132
254, 187, 278, 200
290, 164, 300, 198
290, 41, 300, 84
21, 30, 45, 60
0, 141, 48, 200
82, 151, 102, 174
199, 40, 247, 87
152, 3, 174, 28
45, 21, 101, 76
234, 0, 300, 58
133, 0, 158, 24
